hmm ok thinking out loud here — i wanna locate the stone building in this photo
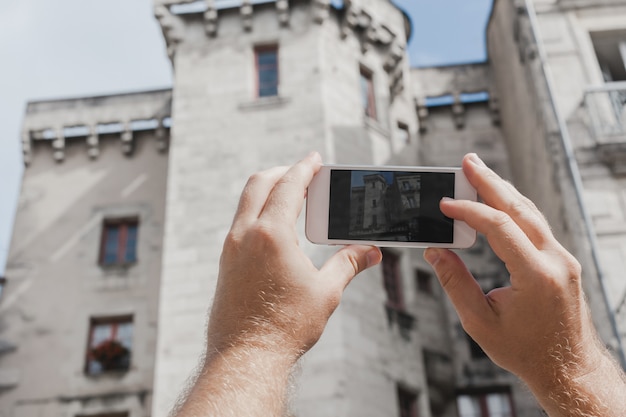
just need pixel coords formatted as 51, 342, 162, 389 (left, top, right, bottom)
1, 0, 626, 417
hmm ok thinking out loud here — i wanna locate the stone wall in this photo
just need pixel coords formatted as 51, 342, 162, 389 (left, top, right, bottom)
0, 92, 170, 417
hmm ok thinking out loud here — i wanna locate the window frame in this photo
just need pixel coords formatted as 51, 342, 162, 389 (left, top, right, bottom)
456, 389, 516, 417
398, 121, 411, 144
85, 315, 134, 375
397, 386, 418, 417
415, 269, 434, 296
254, 44, 279, 98
382, 250, 405, 311
98, 217, 139, 267
360, 66, 378, 121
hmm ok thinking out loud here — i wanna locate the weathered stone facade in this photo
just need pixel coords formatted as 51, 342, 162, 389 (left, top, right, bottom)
2, 1, 626, 417
0, 90, 171, 417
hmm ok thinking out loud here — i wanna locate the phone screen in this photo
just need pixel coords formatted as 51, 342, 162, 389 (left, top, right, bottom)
328, 169, 455, 243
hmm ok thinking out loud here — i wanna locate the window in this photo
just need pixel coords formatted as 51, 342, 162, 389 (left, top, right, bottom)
591, 31, 626, 83
398, 122, 410, 143
373, 199, 377, 208
457, 391, 514, 417
415, 269, 434, 295
86, 316, 133, 375
397, 386, 418, 417
382, 250, 404, 310
255, 45, 279, 97
99, 218, 138, 266
0, 277, 5, 300
360, 67, 377, 120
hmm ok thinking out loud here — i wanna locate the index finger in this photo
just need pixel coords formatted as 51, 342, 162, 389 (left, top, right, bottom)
260, 152, 322, 224
463, 154, 555, 249
441, 198, 542, 277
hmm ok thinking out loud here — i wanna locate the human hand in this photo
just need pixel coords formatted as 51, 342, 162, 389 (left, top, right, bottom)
207, 152, 382, 361
424, 154, 625, 416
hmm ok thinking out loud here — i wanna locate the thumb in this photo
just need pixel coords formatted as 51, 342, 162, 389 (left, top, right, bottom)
423, 248, 492, 330
321, 245, 382, 289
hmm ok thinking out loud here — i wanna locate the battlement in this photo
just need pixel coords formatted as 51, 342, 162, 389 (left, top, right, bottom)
22, 89, 172, 165
154, 0, 411, 89
411, 63, 500, 130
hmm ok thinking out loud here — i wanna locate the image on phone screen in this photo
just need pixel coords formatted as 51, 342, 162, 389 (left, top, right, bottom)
328, 170, 455, 243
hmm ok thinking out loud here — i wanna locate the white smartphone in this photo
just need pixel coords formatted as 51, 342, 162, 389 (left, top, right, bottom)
306, 165, 477, 248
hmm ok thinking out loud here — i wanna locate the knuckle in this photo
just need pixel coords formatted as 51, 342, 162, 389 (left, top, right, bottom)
345, 251, 363, 276
490, 211, 513, 230
563, 253, 582, 282
437, 267, 461, 294
250, 221, 278, 243
246, 171, 267, 187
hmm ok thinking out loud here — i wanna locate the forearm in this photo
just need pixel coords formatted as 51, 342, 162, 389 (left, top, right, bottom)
173, 344, 298, 417
527, 348, 626, 417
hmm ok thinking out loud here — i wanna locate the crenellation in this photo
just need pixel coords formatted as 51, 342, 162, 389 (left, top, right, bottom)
21, 89, 172, 165
451, 96, 465, 129
240, 0, 253, 31
275, 0, 289, 26
52, 130, 65, 162
312, 0, 330, 24
154, 5, 185, 59
203, 1, 218, 36
121, 123, 135, 156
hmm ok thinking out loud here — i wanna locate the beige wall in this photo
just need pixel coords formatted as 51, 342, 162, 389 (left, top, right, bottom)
0, 94, 169, 417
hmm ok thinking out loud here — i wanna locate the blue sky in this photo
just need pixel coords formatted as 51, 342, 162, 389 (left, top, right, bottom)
0, 0, 493, 273
351, 171, 396, 187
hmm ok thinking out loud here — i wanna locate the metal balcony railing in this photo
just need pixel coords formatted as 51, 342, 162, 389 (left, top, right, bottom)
585, 81, 626, 143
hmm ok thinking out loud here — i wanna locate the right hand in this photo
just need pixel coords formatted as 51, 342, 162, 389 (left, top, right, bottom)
424, 154, 604, 392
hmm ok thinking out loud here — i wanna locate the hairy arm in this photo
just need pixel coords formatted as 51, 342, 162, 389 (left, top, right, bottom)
171, 153, 381, 417
424, 153, 626, 417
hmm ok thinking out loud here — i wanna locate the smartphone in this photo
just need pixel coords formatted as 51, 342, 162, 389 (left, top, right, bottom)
306, 165, 477, 248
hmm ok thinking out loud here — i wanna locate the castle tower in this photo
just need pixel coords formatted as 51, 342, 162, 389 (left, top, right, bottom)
150, 1, 426, 415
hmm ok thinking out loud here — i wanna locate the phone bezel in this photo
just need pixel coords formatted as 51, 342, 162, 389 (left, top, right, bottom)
305, 164, 477, 249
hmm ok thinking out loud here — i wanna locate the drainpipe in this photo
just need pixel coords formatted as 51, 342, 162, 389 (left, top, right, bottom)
523, 0, 626, 369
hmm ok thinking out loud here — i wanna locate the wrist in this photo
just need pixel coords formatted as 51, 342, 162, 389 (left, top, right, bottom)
205, 329, 303, 370
524, 346, 626, 417
177, 337, 300, 417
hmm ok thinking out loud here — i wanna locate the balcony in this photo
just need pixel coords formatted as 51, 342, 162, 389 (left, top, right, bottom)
584, 82, 626, 174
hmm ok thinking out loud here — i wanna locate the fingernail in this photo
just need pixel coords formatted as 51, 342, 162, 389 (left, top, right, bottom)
468, 153, 487, 167
366, 248, 382, 268
307, 151, 322, 163
441, 196, 454, 203
423, 248, 441, 266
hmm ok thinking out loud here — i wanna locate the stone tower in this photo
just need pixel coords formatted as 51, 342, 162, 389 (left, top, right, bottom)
150, 1, 426, 416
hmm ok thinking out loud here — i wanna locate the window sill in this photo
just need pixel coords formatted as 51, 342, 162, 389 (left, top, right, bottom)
100, 262, 137, 271
238, 96, 291, 111
85, 369, 131, 379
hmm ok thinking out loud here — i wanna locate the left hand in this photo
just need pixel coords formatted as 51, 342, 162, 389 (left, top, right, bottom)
207, 152, 382, 360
